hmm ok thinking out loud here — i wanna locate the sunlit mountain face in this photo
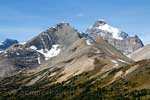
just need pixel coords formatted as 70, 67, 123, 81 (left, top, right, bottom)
0, 19, 150, 100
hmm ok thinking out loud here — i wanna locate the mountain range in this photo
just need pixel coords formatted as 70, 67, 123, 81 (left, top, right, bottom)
0, 20, 150, 100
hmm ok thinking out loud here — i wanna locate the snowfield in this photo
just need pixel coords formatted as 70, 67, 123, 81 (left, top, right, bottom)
30, 44, 61, 60
97, 23, 123, 40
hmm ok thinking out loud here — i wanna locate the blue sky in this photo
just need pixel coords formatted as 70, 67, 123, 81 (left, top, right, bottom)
0, 0, 150, 44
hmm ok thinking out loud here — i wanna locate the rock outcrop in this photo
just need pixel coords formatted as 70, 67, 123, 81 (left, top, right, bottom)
25, 23, 80, 50
25, 22, 80, 60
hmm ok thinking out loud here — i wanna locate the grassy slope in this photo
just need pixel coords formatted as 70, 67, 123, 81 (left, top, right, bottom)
0, 60, 150, 100
0, 38, 148, 100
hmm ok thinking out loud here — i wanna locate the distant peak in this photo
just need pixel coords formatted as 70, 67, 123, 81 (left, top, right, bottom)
2, 38, 18, 44
57, 22, 70, 26
0, 38, 19, 50
134, 35, 139, 38
52, 22, 70, 29
48, 22, 70, 30
97, 19, 106, 23
94, 19, 107, 27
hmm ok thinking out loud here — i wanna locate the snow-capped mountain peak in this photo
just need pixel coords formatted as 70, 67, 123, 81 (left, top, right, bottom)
93, 20, 123, 40
93, 19, 107, 26
97, 24, 123, 40
86, 20, 143, 54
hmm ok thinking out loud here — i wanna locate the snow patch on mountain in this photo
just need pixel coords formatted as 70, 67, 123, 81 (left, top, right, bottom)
96, 23, 123, 40
30, 46, 37, 50
30, 45, 61, 60
86, 39, 93, 46
20, 42, 26, 45
37, 56, 41, 64
16, 52, 20, 56
0, 50, 3, 53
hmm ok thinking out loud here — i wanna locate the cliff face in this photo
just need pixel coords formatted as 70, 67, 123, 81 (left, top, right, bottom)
86, 20, 144, 54
25, 23, 80, 51
0, 44, 45, 78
